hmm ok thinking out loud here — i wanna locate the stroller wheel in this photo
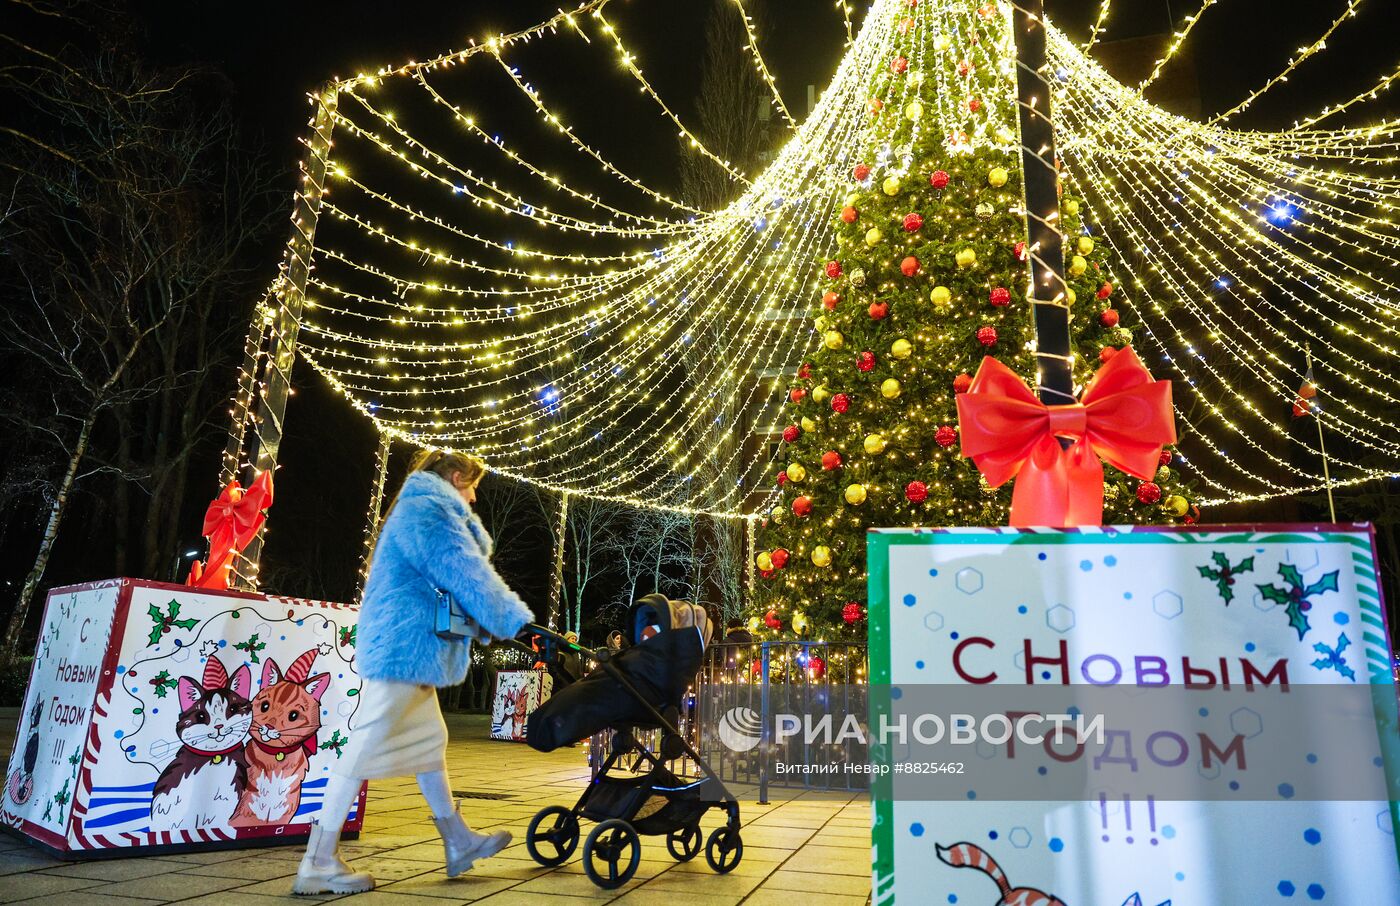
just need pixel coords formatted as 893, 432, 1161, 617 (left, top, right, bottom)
665, 824, 702, 862
704, 826, 743, 874
525, 805, 580, 867
582, 819, 641, 890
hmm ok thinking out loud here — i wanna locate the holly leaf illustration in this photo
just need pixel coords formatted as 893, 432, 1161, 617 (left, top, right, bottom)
1257, 564, 1338, 641
149, 670, 178, 698
1305, 571, 1340, 599
1197, 552, 1254, 605
146, 604, 166, 645
234, 633, 266, 664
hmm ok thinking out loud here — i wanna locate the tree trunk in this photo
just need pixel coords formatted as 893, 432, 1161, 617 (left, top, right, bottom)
4, 407, 98, 658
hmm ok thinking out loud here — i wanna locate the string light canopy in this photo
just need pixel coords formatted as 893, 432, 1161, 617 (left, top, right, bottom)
253, 0, 1398, 519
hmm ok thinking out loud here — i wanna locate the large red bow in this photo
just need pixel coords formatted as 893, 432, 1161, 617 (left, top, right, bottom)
955, 347, 1175, 526
187, 470, 274, 589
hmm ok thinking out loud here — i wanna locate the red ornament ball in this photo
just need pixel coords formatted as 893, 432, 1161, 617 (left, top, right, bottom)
821, 450, 843, 471
789, 387, 807, 403
842, 602, 863, 625
935, 425, 959, 448
869, 301, 890, 320
903, 212, 924, 232
1159, 449, 1172, 467
798, 362, 812, 379
905, 480, 929, 504
831, 393, 850, 413
957, 60, 972, 77
977, 325, 998, 347
930, 169, 951, 189
782, 425, 800, 443
793, 495, 813, 517
808, 654, 826, 678
969, 98, 983, 113
841, 206, 858, 224
953, 372, 973, 394
764, 610, 782, 630
1099, 346, 1118, 363
857, 351, 877, 372
900, 255, 921, 277
1136, 482, 1163, 505
891, 56, 908, 74
868, 97, 884, 115
759, 569, 774, 581
989, 286, 1011, 307
853, 163, 871, 182
777, 471, 787, 486
1013, 240, 1027, 261
822, 291, 840, 310
1099, 308, 1120, 328
1097, 282, 1114, 300
771, 548, 790, 569
825, 260, 843, 279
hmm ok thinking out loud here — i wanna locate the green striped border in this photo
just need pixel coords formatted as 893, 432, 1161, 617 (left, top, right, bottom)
868, 532, 895, 906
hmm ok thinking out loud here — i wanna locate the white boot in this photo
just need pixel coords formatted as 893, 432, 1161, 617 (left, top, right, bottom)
434, 803, 512, 878
293, 822, 375, 895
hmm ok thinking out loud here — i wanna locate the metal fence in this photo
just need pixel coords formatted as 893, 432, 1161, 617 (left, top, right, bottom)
588, 640, 870, 802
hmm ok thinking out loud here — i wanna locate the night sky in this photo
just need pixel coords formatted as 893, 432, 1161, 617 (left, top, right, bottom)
16, 0, 1400, 614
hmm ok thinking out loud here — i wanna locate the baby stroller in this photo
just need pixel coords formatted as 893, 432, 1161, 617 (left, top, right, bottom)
520, 596, 743, 889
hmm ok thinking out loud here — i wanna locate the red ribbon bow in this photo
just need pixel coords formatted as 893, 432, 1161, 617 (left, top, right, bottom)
955, 346, 1175, 526
187, 470, 274, 589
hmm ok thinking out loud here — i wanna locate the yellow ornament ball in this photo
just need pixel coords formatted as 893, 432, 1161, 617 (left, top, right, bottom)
844, 484, 868, 505
904, 101, 923, 121
792, 611, 809, 635
890, 338, 913, 359
1064, 199, 1081, 217
812, 384, 831, 404
1076, 236, 1095, 256
814, 315, 828, 332
1165, 495, 1190, 517
756, 551, 774, 571
930, 285, 952, 308
800, 416, 816, 433
811, 545, 832, 568
882, 176, 902, 196
934, 34, 951, 52
1069, 255, 1088, 277
865, 227, 884, 247
1065, 287, 1077, 306
747, 616, 762, 633
995, 126, 1015, 145
881, 378, 902, 399
845, 193, 860, 207
988, 166, 1009, 187
786, 462, 807, 483
864, 433, 887, 455
955, 248, 977, 268
824, 329, 845, 350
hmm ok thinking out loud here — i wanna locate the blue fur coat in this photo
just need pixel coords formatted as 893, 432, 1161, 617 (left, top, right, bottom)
358, 471, 534, 687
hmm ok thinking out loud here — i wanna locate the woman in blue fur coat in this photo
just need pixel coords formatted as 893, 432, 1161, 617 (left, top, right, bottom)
294, 450, 534, 896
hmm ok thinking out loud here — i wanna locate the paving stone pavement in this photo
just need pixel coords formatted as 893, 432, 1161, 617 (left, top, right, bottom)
0, 711, 873, 904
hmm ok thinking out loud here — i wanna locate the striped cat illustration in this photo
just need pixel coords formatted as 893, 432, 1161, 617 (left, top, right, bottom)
230, 650, 329, 827
150, 655, 253, 830
936, 842, 1066, 906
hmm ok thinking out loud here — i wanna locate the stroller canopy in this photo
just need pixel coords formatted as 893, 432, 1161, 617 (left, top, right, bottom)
630, 595, 711, 650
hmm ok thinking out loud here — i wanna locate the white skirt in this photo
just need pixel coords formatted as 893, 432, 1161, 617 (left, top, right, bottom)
334, 678, 449, 779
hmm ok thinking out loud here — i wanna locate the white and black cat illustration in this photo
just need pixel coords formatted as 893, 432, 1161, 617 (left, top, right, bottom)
150, 654, 253, 831
6, 699, 44, 805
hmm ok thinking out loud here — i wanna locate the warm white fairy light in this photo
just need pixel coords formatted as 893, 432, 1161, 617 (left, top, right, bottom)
249, 0, 1399, 520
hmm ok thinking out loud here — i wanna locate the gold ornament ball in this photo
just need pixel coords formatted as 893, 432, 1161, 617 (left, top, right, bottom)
786, 462, 807, 483
882, 176, 902, 196
824, 329, 845, 350
988, 166, 1009, 187
1156, 465, 1172, 483
955, 248, 977, 268
890, 338, 913, 359
976, 202, 994, 219
812, 384, 831, 404
747, 616, 762, 633
909, 71, 925, 88
1064, 199, 1081, 217
930, 285, 952, 307
995, 126, 1015, 145
792, 611, 809, 635
881, 378, 902, 399
814, 315, 828, 332
845, 193, 860, 207
904, 101, 923, 121
770, 507, 785, 525
864, 433, 887, 455
1065, 287, 1077, 306
800, 416, 817, 433
1165, 494, 1190, 517
811, 545, 832, 568
844, 483, 868, 505
1070, 255, 1088, 277
1077, 236, 1095, 256
756, 551, 774, 572
934, 34, 951, 51
865, 227, 884, 247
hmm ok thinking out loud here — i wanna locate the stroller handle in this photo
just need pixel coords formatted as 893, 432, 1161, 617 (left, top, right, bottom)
519, 622, 599, 660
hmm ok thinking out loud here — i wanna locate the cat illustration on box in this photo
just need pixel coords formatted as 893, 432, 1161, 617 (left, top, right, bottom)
150, 655, 253, 830
231, 650, 329, 827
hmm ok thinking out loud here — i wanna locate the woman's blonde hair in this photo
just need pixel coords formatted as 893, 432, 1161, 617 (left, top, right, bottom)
406, 448, 487, 488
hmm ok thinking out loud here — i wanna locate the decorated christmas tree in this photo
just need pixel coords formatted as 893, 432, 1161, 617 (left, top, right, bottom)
750, 0, 1194, 638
